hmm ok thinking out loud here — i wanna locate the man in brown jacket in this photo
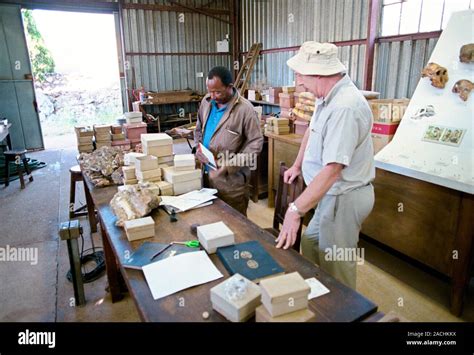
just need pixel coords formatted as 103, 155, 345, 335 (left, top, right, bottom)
194, 66, 263, 216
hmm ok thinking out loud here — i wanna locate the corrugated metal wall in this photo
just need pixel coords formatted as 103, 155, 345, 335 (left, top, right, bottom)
373, 38, 438, 99
240, 0, 369, 89
121, 0, 231, 95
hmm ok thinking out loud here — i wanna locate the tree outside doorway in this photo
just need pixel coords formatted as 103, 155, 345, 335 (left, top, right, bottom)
22, 9, 123, 149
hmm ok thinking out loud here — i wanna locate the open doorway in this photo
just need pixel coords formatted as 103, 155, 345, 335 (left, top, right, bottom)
22, 9, 123, 150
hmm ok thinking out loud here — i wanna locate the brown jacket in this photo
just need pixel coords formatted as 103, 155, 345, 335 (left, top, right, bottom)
195, 89, 263, 214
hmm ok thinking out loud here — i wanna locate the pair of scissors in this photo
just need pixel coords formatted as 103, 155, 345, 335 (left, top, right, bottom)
150, 240, 200, 261
172, 240, 200, 248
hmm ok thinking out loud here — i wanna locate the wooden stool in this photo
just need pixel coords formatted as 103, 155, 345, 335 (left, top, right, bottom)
69, 165, 88, 219
4, 150, 33, 188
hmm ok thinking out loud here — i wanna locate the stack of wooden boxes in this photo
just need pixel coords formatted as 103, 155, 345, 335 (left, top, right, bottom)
278, 87, 296, 112
256, 272, 315, 322
124, 122, 147, 150
111, 124, 131, 151
369, 99, 409, 154
162, 166, 201, 196
122, 166, 137, 185
273, 118, 290, 135
75, 126, 94, 153
93, 125, 112, 149
141, 134, 173, 162
292, 92, 316, 135
135, 155, 161, 183
268, 87, 282, 104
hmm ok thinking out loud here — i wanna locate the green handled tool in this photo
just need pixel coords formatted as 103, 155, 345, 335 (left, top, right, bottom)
172, 240, 200, 248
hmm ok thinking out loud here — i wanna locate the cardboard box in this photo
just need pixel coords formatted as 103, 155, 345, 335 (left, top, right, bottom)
197, 221, 235, 254
255, 305, 316, 322
210, 274, 261, 322
369, 99, 409, 123
163, 167, 201, 184
173, 178, 202, 196
260, 272, 310, 317
124, 216, 155, 241
371, 133, 395, 155
135, 155, 159, 172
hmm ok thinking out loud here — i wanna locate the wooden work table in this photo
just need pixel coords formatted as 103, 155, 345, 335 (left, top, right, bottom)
82, 172, 378, 322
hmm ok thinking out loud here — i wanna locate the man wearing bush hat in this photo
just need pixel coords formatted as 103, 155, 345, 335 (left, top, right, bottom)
276, 42, 375, 289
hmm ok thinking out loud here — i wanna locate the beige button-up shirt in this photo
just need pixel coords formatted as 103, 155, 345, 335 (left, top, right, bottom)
302, 75, 375, 195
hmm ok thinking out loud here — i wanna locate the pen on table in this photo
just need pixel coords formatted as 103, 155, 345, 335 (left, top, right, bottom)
150, 244, 172, 261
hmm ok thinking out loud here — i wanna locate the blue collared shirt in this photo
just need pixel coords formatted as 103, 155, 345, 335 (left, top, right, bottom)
202, 100, 227, 149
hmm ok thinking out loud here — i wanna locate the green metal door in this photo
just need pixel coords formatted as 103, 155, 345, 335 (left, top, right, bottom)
0, 4, 43, 150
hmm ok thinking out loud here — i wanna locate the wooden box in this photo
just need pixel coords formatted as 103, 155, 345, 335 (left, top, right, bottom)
124, 216, 155, 241
269, 87, 283, 97
174, 154, 195, 171
282, 86, 295, 94
197, 221, 235, 254
259, 272, 310, 317
122, 166, 136, 180
124, 152, 146, 166
158, 155, 174, 164
210, 274, 261, 322
163, 167, 201, 183
124, 112, 143, 124
141, 133, 173, 147
294, 120, 309, 136
255, 305, 315, 322
278, 93, 295, 108
135, 155, 159, 172
172, 178, 202, 195
247, 90, 261, 101
123, 122, 147, 141
145, 145, 174, 158
136, 168, 162, 181
157, 181, 173, 196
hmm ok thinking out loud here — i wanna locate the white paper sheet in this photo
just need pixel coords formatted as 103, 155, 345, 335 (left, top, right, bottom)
159, 188, 218, 212
199, 143, 217, 170
143, 250, 223, 300
305, 277, 330, 300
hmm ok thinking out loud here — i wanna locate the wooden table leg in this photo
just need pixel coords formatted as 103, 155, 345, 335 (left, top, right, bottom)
83, 179, 98, 233
268, 137, 275, 208
450, 193, 474, 316
99, 218, 124, 303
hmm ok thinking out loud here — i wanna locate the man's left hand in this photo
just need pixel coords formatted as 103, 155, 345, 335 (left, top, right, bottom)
276, 210, 301, 250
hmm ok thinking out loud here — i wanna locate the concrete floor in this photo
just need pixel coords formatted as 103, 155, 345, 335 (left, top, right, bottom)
0, 134, 472, 322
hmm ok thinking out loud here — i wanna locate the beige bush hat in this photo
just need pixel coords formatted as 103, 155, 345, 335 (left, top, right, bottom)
287, 41, 346, 76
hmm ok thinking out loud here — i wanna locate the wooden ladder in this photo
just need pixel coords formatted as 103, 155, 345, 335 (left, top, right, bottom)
234, 43, 262, 94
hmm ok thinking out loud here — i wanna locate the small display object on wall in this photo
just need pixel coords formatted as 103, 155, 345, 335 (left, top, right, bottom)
375, 10, 474, 194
